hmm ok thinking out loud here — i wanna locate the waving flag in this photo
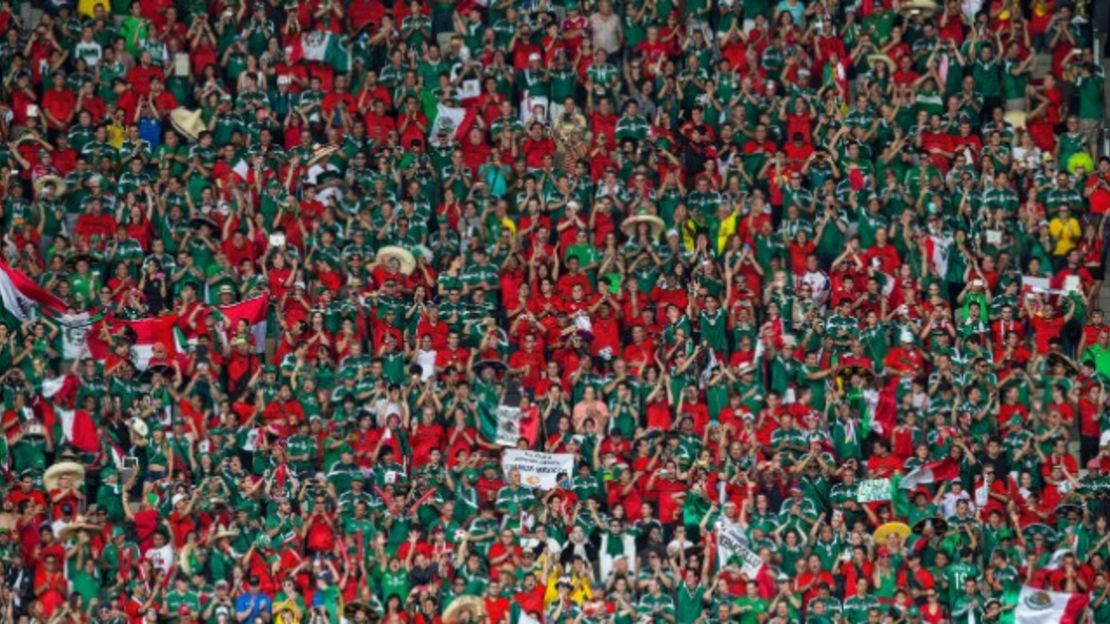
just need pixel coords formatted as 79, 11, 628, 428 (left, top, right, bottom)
478, 403, 540, 447
86, 315, 185, 370
286, 30, 351, 72
37, 398, 99, 453
1002, 585, 1089, 624
421, 91, 477, 140
0, 261, 67, 321
898, 457, 960, 490
213, 295, 268, 353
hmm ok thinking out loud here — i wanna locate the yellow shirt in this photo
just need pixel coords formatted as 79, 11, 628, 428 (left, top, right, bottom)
543, 570, 592, 607
77, 0, 110, 18
107, 123, 126, 149
1048, 215, 1081, 255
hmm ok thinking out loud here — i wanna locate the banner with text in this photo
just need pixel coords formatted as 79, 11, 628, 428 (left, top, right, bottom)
857, 478, 893, 503
717, 522, 762, 577
502, 449, 575, 489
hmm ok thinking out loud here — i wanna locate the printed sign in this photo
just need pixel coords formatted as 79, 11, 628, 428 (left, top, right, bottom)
502, 449, 575, 489
857, 478, 892, 503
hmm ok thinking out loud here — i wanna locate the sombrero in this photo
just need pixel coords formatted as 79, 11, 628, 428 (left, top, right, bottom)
33, 174, 66, 198
873, 522, 912, 545
170, 108, 205, 142
190, 216, 219, 231
142, 363, 175, 382
1003, 110, 1027, 130
1023, 523, 1058, 544
1046, 351, 1079, 376
343, 601, 380, 621
44, 461, 86, 491
911, 516, 948, 536
65, 251, 96, 267
130, 417, 150, 438
58, 515, 101, 541
898, 0, 938, 17
620, 214, 666, 238
475, 359, 508, 374
375, 245, 416, 275
1055, 503, 1083, 518
210, 525, 240, 541
442, 596, 486, 624
306, 144, 340, 167
867, 54, 897, 72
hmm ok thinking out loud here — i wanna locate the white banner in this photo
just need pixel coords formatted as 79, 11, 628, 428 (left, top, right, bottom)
717, 522, 762, 577
501, 449, 575, 489
857, 478, 892, 503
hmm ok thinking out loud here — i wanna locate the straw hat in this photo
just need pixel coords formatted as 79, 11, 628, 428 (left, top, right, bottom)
375, 245, 416, 275
867, 54, 897, 72
130, 417, 150, 438
620, 214, 666, 238
343, 601, 379, 621
898, 0, 938, 17
211, 525, 241, 541
170, 108, 205, 142
58, 515, 101, 541
1003, 110, 1027, 130
442, 596, 486, 624
873, 521, 912, 545
306, 144, 340, 167
44, 461, 86, 491
33, 174, 66, 198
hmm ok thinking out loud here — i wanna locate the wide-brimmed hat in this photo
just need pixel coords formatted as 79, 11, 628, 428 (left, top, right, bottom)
130, 417, 150, 438
375, 245, 416, 275
1003, 110, 1027, 130
170, 108, 205, 142
210, 525, 241, 541
620, 214, 666, 238
912, 516, 948, 536
442, 596, 486, 624
1023, 523, 1058, 544
58, 515, 101, 541
190, 216, 219, 232
867, 54, 897, 72
343, 601, 380, 621
44, 461, 86, 491
307, 144, 340, 167
898, 0, 938, 17
874, 521, 912, 545
33, 174, 66, 198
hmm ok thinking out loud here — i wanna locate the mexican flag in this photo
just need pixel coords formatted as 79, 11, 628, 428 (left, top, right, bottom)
0, 261, 67, 322
38, 398, 99, 453
478, 403, 538, 447
57, 310, 106, 360
41, 373, 80, 408
899, 457, 961, 490
421, 91, 476, 139
286, 30, 350, 72
1003, 585, 1089, 624
86, 314, 185, 370
213, 296, 268, 354
860, 376, 899, 438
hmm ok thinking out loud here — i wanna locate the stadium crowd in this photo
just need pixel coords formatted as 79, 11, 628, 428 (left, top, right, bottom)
1, 0, 1110, 623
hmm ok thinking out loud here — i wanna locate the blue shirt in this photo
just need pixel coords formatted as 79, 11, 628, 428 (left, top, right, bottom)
235, 592, 272, 621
